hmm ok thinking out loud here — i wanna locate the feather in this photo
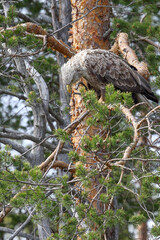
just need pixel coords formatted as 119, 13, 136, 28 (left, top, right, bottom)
61, 49, 158, 105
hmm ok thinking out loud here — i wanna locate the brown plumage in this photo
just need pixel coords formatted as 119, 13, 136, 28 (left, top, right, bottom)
61, 49, 158, 105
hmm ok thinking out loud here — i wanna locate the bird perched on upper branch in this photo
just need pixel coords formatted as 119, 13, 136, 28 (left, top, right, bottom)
61, 49, 158, 106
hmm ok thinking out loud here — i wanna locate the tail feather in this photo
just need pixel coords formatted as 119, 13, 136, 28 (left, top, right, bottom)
144, 92, 158, 103
134, 93, 155, 109
137, 73, 158, 103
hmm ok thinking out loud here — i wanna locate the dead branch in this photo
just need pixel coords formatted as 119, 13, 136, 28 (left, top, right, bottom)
0, 89, 27, 100
8, 208, 36, 240
110, 32, 150, 79
48, 161, 76, 173
0, 227, 38, 240
108, 105, 141, 209
0, 110, 89, 222
136, 35, 160, 51
0, 22, 76, 58
39, 110, 89, 170
113, 105, 140, 167
112, 105, 160, 167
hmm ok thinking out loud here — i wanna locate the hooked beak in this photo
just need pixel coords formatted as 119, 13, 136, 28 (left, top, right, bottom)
66, 84, 71, 93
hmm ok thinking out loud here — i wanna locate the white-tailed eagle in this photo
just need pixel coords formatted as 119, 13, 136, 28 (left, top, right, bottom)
61, 49, 158, 105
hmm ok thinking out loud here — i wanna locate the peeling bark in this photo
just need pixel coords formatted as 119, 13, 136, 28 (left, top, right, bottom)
110, 32, 150, 80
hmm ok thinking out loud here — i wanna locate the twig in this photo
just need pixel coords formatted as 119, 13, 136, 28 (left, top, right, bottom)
8, 208, 36, 240
108, 157, 160, 163
136, 35, 160, 51
120, 184, 139, 197
129, 102, 148, 111
0, 110, 89, 222
40, 140, 62, 181
39, 109, 90, 170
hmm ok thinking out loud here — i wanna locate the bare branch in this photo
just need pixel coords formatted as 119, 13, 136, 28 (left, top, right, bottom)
17, 12, 39, 25
136, 35, 160, 51
0, 226, 39, 240
0, 89, 26, 100
39, 109, 90, 170
8, 208, 36, 240
110, 32, 150, 79
114, 105, 139, 167
49, 106, 64, 125
0, 138, 33, 162
0, 127, 57, 151
24, 61, 49, 108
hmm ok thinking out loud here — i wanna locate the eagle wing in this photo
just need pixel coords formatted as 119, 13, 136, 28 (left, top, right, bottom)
84, 50, 150, 94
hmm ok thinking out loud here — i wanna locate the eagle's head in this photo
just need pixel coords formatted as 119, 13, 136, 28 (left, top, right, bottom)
61, 53, 85, 93
61, 63, 74, 93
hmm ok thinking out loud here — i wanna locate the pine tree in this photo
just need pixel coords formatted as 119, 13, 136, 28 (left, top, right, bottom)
0, 1, 159, 240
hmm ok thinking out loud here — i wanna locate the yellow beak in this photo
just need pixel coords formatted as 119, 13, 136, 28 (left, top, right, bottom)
66, 84, 71, 93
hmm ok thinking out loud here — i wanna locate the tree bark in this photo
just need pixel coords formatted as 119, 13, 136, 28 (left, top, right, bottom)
137, 222, 148, 240
69, 1, 113, 239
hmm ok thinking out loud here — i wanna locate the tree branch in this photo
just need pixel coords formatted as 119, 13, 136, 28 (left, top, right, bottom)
136, 35, 160, 51
0, 22, 76, 58
0, 127, 57, 151
0, 89, 26, 100
8, 208, 36, 240
114, 105, 140, 167
49, 106, 64, 125
110, 32, 150, 79
17, 12, 40, 25
24, 60, 49, 109
0, 109, 89, 222
39, 109, 90, 170
0, 226, 39, 240
0, 138, 33, 162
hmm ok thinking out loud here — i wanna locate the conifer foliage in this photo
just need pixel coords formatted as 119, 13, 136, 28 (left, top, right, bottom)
0, 1, 159, 239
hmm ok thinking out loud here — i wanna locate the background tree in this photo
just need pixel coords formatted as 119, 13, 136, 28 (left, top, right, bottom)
0, 0, 159, 240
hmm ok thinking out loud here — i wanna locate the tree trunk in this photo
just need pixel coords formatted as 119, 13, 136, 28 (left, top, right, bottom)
69, 0, 110, 155
137, 222, 148, 240
69, 1, 117, 239
51, 0, 72, 127
37, 219, 52, 240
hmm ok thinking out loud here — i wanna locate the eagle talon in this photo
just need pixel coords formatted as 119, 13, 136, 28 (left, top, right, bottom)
73, 92, 81, 96
75, 81, 88, 91
98, 97, 105, 103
